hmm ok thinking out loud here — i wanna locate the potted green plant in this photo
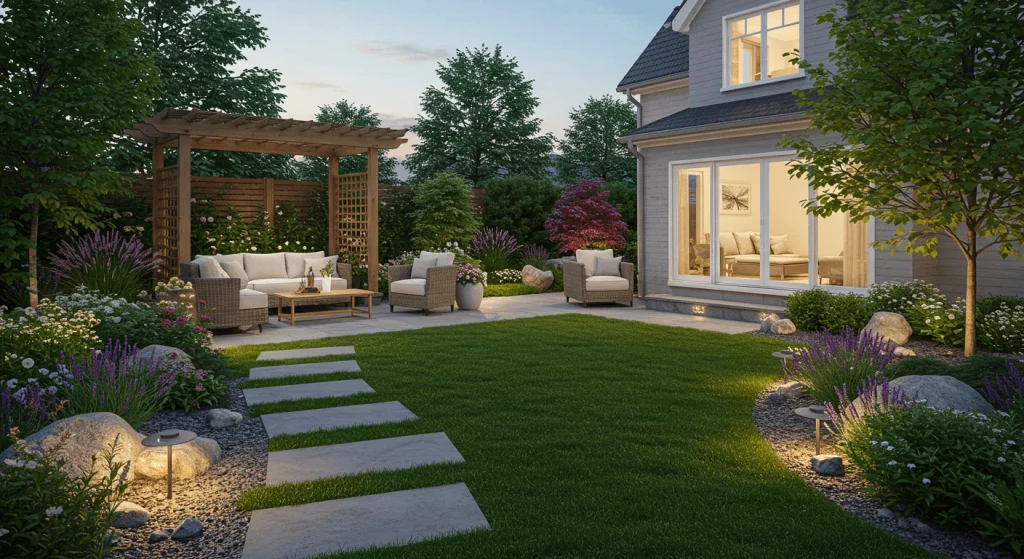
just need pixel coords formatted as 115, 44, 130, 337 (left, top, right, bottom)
341, 253, 369, 289
455, 264, 485, 310
319, 261, 335, 292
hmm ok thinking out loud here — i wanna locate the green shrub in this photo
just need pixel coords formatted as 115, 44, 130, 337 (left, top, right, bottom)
784, 328, 896, 406
885, 356, 953, 378
885, 354, 1014, 393
979, 300, 1024, 354
413, 172, 481, 249
484, 283, 542, 297
979, 295, 1024, 317
480, 175, 560, 248
163, 366, 228, 412
785, 289, 833, 331
907, 294, 966, 346
970, 462, 1024, 554
866, 280, 941, 316
822, 292, 872, 332
604, 181, 637, 230
0, 300, 101, 388
378, 188, 418, 262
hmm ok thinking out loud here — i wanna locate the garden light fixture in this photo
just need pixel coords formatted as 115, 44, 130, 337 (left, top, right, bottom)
772, 349, 795, 382
141, 429, 197, 500
794, 405, 831, 455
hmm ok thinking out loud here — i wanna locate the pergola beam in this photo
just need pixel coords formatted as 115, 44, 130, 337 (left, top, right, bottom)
188, 136, 366, 157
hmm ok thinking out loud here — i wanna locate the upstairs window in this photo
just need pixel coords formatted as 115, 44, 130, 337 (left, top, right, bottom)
725, 2, 801, 88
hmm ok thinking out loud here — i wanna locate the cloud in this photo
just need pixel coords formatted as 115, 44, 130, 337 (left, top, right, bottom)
293, 81, 346, 93
378, 114, 417, 130
355, 41, 451, 63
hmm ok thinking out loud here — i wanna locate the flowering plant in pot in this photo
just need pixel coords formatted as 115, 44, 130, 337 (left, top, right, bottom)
455, 264, 486, 311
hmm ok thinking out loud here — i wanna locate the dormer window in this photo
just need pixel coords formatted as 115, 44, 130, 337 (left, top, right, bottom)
724, 1, 801, 89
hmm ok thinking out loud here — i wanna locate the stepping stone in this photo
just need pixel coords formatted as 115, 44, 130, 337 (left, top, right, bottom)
256, 346, 355, 361
261, 402, 416, 438
241, 483, 489, 559
243, 379, 374, 406
266, 432, 464, 485
248, 360, 360, 380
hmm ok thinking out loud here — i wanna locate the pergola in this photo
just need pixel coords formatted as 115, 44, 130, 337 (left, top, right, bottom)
125, 109, 409, 290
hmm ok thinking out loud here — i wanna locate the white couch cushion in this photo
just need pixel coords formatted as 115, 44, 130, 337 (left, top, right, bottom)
304, 255, 339, 277
197, 258, 230, 279
732, 232, 757, 255
391, 278, 427, 296
239, 288, 269, 310
244, 253, 288, 281
246, 278, 304, 296
221, 260, 249, 284
410, 256, 436, 279
719, 233, 739, 256
197, 253, 243, 268
285, 251, 325, 278
419, 251, 455, 266
586, 276, 629, 292
313, 277, 348, 291
575, 249, 613, 276
593, 256, 622, 277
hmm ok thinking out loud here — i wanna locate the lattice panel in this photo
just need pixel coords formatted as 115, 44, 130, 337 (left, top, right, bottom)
154, 165, 179, 280
337, 172, 368, 266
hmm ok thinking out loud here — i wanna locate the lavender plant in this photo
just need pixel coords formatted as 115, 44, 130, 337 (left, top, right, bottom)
520, 245, 550, 268
0, 383, 61, 452
471, 228, 522, 273
783, 327, 896, 407
825, 374, 910, 435
983, 360, 1024, 411
50, 229, 156, 299
58, 339, 178, 427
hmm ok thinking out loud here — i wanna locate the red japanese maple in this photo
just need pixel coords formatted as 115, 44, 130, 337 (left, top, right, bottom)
545, 179, 629, 253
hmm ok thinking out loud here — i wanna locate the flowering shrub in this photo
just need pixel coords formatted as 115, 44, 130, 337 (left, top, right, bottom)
0, 432, 129, 558
191, 200, 321, 256
783, 327, 896, 406
162, 366, 227, 412
866, 280, 941, 317
471, 228, 521, 273
907, 294, 966, 346
520, 245, 550, 268
155, 277, 191, 293
983, 360, 1024, 412
456, 264, 486, 286
0, 384, 61, 452
395, 243, 481, 267
545, 179, 629, 253
0, 301, 100, 388
59, 339, 178, 428
490, 269, 522, 285
979, 301, 1024, 354
49, 230, 156, 299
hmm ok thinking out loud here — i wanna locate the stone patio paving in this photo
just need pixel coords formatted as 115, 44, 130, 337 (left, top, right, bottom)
214, 292, 754, 348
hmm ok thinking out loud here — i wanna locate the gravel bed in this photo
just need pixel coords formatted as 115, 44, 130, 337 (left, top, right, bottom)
109, 378, 266, 559
753, 381, 1009, 559
750, 330, 967, 362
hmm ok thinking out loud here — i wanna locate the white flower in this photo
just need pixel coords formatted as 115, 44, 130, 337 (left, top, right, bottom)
44, 506, 63, 518
907, 463, 916, 469
110, 316, 122, 323
999, 457, 1007, 463
887, 460, 898, 466
886, 446, 895, 451
5, 379, 16, 389
38, 368, 48, 375
880, 441, 889, 446
24, 461, 37, 469
922, 478, 931, 484
3, 459, 21, 467
869, 440, 877, 445
0, 528, 8, 537
21, 358, 34, 369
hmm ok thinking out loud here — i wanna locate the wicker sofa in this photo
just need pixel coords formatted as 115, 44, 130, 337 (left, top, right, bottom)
563, 249, 634, 307
388, 251, 459, 314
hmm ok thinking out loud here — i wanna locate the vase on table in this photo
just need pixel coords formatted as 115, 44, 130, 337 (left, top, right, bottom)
322, 276, 332, 292
455, 282, 483, 310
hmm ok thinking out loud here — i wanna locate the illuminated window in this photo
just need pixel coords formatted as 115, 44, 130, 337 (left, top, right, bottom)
726, 2, 801, 87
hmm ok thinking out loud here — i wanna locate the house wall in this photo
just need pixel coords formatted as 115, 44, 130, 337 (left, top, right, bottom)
639, 84, 690, 125
686, 0, 838, 108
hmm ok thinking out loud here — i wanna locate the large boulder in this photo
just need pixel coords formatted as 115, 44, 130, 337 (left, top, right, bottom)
771, 319, 797, 335
760, 313, 780, 333
862, 312, 913, 346
521, 265, 554, 291
133, 344, 193, 372
135, 437, 221, 480
206, 408, 243, 429
854, 375, 994, 415
0, 412, 144, 480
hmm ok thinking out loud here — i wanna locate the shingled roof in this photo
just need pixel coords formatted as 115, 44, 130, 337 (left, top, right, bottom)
617, 3, 690, 90
621, 90, 818, 139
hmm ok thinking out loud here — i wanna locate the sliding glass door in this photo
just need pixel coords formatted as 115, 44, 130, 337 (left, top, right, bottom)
674, 166, 712, 281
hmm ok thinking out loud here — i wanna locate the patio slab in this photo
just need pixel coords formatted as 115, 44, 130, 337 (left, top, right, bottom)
265, 432, 464, 485
261, 401, 416, 438
243, 379, 374, 406
241, 483, 489, 559
256, 345, 355, 361
248, 360, 360, 380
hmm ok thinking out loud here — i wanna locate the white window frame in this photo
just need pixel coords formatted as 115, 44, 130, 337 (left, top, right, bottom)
667, 152, 874, 296
721, 0, 805, 92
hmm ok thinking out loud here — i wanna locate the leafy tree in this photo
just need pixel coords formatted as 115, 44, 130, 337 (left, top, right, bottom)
407, 45, 554, 184
556, 95, 637, 184
107, 0, 296, 180
545, 179, 629, 254
604, 181, 637, 230
0, 0, 160, 304
480, 176, 561, 248
296, 99, 400, 185
783, 0, 1024, 356
379, 188, 418, 262
412, 173, 481, 249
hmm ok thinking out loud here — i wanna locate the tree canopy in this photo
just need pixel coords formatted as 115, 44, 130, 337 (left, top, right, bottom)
296, 99, 400, 185
407, 45, 554, 185
480, 176, 561, 248
556, 95, 637, 184
783, 0, 1024, 356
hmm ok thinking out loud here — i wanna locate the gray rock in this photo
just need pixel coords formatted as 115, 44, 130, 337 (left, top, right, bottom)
894, 346, 917, 357
777, 381, 805, 399
810, 454, 845, 476
897, 516, 932, 532
134, 344, 193, 371
521, 265, 554, 291
135, 437, 221, 480
770, 319, 797, 335
877, 508, 896, 519
171, 518, 203, 540
863, 312, 913, 346
207, 408, 243, 429
760, 313, 780, 333
855, 375, 994, 415
765, 392, 785, 404
0, 412, 143, 480
111, 501, 150, 529
148, 528, 173, 543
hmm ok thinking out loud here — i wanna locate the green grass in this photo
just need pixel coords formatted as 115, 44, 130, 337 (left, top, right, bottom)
483, 283, 541, 297
225, 315, 930, 558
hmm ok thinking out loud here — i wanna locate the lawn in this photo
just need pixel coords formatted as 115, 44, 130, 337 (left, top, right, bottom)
225, 314, 929, 558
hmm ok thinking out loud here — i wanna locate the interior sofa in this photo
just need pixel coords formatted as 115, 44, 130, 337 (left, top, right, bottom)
563, 249, 634, 307
388, 251, 459, 314
719, 231, 809, 280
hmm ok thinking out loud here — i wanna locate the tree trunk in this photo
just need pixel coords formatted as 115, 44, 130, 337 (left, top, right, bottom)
28, 200, 39, 308
964, 228, 977, 357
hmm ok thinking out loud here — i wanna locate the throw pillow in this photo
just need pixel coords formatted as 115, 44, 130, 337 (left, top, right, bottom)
732, 232, 756, 255
304, 255, 340, 278
197, 253, 243, 269
243, 252, 288, 281
751, 234, 762, 254
411, 256, 435, 279
198, 258, 229, 279
285, 251, 325, 278
419, 251, 455, 266
221, 260, 249, 284
769, 234, 792, 255
719, 233, 739, 256
575, 249, 614, 276
593, 256, 622, 277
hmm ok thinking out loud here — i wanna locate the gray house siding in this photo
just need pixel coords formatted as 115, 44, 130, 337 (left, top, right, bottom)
686, 0, 837, 109
640, 85, 690, 126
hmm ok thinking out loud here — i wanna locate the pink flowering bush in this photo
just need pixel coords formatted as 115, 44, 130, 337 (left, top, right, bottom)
456, 264, 486, 286
162, 365, 226, 412
545, 179, 629, 254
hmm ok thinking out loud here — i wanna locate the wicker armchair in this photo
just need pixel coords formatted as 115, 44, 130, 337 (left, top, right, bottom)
178, 262, 268, 331
563, 261, 635, 307
388, 264, 459, 314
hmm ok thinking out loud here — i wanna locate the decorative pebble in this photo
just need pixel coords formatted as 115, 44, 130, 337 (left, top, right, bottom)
111, 501, 150, 529
810, 454, 845, 477
148, 528, 173, 543
171, 518, 203, 540
877, 508, 896, 519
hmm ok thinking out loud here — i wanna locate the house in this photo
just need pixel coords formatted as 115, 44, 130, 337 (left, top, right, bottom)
618, 0, 1021, 321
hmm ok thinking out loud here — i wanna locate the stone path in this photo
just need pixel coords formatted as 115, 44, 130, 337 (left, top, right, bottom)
265, 432, 464, 485
248, 359, 360, 380
256, 345, 355, 361
242, 379, 374, 405
241, 483, 489, 559
242, 348, 488, 557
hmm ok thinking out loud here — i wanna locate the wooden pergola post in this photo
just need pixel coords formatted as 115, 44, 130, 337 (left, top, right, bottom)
264, 178, 275, 224
367, 148, 379, 292
328, 155, 339, 255
151, 145, 163, 261
177, 135, 192, 262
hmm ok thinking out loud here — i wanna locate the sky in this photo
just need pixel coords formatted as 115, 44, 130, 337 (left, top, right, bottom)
234, 0, 674, 174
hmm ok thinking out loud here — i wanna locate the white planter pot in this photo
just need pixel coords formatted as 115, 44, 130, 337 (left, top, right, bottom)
322, 276, 332, 292
455, 283, 484, 310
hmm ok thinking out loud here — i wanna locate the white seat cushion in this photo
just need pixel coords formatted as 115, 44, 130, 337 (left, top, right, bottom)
586, 276, 629, 292
419, 251, 455, 266
313, 277, 348, 291
246, 278, 304, 296
285, 251, 325, 278
239, 288, 269, 310
575, 249, 614, 276
390, 278, 427, 296
244, 253, 288, 281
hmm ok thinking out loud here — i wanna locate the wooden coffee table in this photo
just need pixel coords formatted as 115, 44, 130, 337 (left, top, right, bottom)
273, 289, 377, 325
